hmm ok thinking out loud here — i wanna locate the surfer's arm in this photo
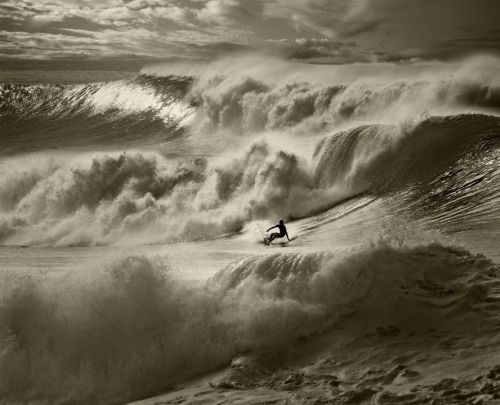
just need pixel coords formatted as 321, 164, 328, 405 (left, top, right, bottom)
267, 225, 277, 232
286, 231, 291, 241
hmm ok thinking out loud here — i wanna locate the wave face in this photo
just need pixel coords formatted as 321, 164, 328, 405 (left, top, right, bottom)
314, 114, 500, 192
0, 242, 497, 403
0, 75, 193, 154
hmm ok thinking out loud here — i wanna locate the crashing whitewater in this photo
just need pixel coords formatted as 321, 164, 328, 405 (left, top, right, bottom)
1, 55, 500, 404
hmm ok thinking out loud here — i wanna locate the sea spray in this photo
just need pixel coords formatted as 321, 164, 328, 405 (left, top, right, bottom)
0, 249, 371, 403
183, 54, 500, 135
1, 241, 498, 403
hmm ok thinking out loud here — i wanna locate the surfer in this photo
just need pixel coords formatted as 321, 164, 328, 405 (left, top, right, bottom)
266, 219, 291, 244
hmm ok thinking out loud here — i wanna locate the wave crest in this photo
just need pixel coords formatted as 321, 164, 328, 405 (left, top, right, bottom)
187, 56, 500, 134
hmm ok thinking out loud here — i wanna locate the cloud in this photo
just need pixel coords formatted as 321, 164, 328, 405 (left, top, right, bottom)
269, 38, 357, 61
30, 14, 65, 26
142, 6, 189, 24
0, 21, 257, 61
263, 0, 385, 39
1, 0, 194, 28
127, 0, 167, 9
195, 0, 259, 26
0, 0, 260, 60
0, 30, 111, 59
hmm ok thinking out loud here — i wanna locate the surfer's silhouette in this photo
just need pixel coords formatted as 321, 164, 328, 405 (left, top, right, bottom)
266, 219, 291, 244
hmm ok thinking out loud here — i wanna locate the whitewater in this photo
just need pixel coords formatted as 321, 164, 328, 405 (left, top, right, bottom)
1, 54, 500, 404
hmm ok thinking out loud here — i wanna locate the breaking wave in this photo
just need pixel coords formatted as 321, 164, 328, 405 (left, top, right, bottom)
314, 114, 500, 192
3, 55, 500, 155
0, 111, 499, 246
185, 54, 500, 134
0, 242, 497, 403
0, 75, 193, 153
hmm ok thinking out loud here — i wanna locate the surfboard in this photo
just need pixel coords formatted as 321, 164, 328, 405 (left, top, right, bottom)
262, 237, 295, 246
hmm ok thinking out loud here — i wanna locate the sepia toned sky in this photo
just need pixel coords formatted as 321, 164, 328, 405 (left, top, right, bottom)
1, 0, 499, 67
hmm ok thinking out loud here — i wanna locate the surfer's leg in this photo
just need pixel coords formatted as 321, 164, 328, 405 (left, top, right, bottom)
269, 233, 279, 243
271, 233, 284, 244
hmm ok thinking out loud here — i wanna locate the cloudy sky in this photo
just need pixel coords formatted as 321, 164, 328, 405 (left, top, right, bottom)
1, 0, 499, 68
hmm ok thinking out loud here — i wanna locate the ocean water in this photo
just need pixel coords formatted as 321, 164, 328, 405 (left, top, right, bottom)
1, 55, 500, 404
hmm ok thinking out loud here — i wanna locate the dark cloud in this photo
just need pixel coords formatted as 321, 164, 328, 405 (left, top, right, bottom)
343, 19, 385, 37
176, 40, 254, 59
270, 38, 357, 61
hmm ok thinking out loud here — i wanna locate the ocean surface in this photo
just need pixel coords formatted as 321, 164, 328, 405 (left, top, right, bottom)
1, 55, 500, 404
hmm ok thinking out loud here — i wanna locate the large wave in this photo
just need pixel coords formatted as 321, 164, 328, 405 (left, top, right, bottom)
0, 112, 498, 246
183, 54, 500, 135
0, 241, 497, 403
314, 114, 500, 192
0, 142, 335, 245
0, 75, 193, 154
3, 55, 500, 155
